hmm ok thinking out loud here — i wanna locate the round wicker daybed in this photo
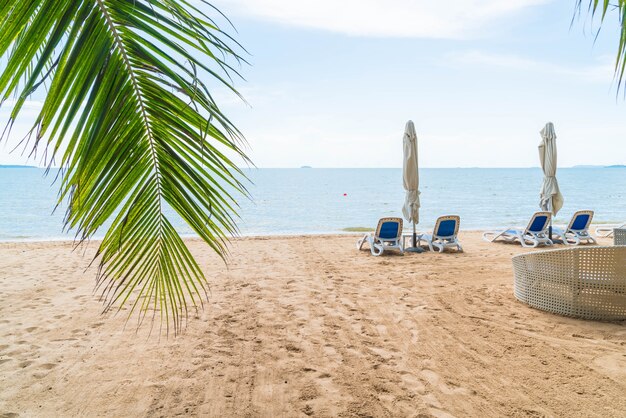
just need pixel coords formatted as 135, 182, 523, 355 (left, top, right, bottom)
512, 246, 626, 320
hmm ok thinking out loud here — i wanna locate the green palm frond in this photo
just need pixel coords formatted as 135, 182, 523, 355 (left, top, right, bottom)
0, 0, 249, 334
576, 0, 626, 91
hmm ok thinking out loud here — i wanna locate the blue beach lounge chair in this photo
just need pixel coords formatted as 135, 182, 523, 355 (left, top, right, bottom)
483, 211, 553, 248
417, 215, 462, 253
357, 217, 403, 256
552, 210, 596, 245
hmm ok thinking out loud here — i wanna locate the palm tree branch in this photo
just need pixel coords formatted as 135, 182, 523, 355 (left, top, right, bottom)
0, 0, 249, 335
577, 0, 626, 91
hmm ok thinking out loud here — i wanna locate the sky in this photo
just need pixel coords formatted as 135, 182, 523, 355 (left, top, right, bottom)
1, 0, 625, 168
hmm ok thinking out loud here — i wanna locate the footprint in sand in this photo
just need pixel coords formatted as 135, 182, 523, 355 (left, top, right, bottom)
399, 371, 427, 395
19, 360, 34, 368
285, 343, 302, 353
25, 327, 39, 333
420, 369, 471, 396
299, 382, 321, 401
368, 346, 394, 362
40, 363, 57, 370
51, 337, 78, 342
593, 353, 626, 380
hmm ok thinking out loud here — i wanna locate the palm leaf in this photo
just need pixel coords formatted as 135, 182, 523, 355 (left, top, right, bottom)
576, 0, 626, 91
0, 0, 249, 335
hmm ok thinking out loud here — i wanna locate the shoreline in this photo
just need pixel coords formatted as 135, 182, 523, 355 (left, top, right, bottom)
0, 224, 623, 244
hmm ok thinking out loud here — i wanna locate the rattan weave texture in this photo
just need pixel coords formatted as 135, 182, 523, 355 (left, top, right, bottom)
512, 246, 626, 320
615, 229, 626, 246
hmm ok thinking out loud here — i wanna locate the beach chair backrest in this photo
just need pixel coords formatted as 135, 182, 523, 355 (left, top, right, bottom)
433, 215, 460, 238
376, 217, 403, 240
526, 212, 551, 233
568, 210, 594, 232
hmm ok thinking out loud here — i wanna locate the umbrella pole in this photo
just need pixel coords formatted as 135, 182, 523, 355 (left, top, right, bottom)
405, 221, 424, 253
549, 201, 553, 241
549, 220, 552, 241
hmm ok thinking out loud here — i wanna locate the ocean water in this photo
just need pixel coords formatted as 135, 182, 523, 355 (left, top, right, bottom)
0, 167, 624, 240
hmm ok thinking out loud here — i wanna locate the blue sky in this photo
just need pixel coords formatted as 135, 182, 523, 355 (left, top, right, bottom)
1, 0, 625, 167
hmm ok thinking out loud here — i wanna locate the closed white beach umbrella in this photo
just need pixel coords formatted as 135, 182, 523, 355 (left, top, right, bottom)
402, 120, 422, 251
538, 122, 564, 217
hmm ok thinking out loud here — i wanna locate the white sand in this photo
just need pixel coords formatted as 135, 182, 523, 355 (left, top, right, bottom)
0, 232, 624, 417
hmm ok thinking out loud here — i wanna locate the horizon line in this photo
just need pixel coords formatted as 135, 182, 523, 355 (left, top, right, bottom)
2, 164, 625, 170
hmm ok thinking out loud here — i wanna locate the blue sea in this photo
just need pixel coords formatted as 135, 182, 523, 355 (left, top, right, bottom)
0, 167, 624, 241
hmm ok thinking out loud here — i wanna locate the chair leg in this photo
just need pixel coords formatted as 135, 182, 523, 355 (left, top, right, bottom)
578, 233, 595, 245
371, 239, 383, 256
520, 233, 533, 247
357, 234, 368, 250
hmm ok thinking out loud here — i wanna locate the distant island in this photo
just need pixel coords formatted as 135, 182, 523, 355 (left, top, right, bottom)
571, 165, 625, 169
300, 165, 312, 169
0, 164, 37, 169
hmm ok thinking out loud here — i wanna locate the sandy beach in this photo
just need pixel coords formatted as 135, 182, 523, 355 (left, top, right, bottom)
0, 232, 624, 417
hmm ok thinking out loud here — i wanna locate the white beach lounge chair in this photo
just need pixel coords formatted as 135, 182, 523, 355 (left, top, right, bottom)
595, 222, 626, 238
482, 211, 553, 248
417, 215, 462, 253
357, 217, 404, 256
552, 210, 596, 245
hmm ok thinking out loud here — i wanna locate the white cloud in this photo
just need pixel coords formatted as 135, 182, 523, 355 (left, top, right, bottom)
211, 0, 551, 38
446, 50, 615, 82
210, 84, 291, 108
1, 99, 44, 110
